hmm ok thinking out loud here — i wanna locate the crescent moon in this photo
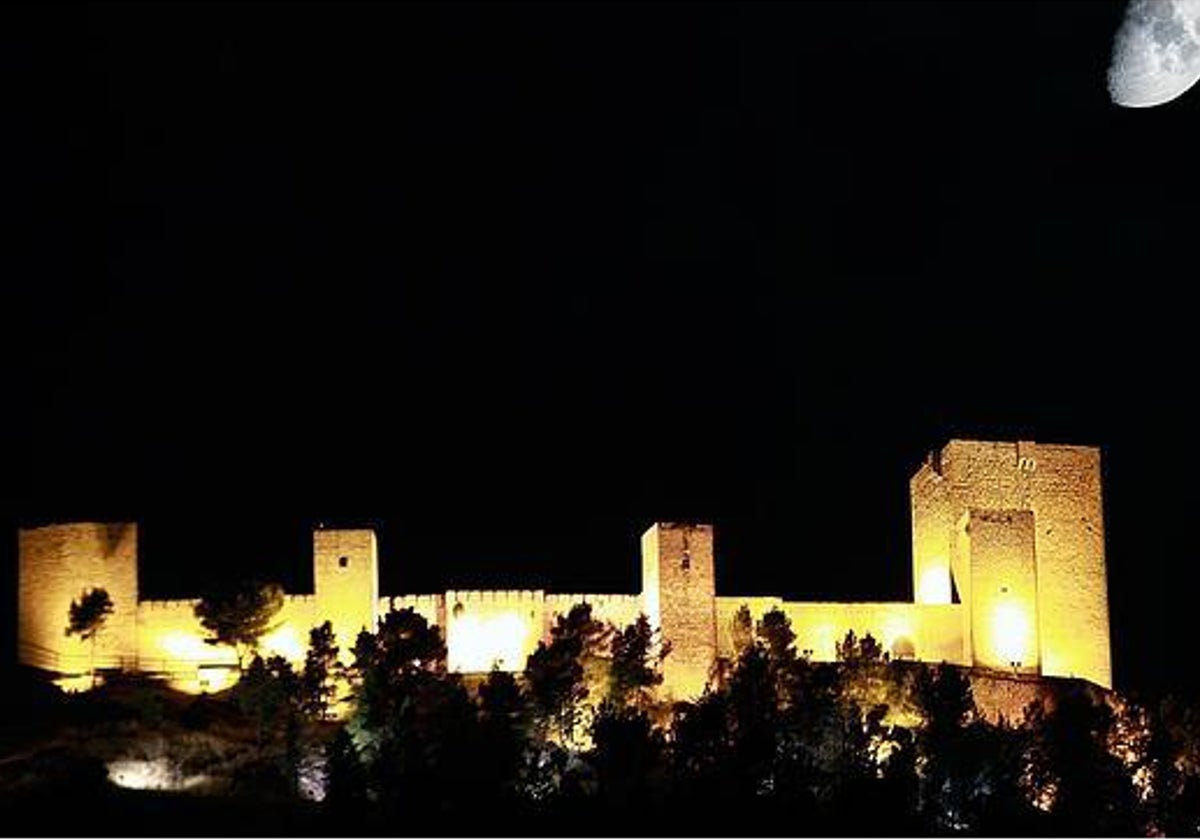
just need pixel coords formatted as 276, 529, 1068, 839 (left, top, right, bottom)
1108, 0, 1200, 108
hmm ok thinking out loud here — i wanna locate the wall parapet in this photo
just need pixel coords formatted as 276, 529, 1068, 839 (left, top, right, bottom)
445, 589, 546, 608
15, 438, 1112, 696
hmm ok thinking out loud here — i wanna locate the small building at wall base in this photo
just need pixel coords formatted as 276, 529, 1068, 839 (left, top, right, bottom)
15, 439, 1112, 697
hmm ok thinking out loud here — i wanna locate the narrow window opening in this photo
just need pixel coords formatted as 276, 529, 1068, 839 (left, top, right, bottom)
338, 556, 349, 569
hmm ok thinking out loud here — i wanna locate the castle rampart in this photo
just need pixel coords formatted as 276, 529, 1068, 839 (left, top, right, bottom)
15, 439, 1112, 697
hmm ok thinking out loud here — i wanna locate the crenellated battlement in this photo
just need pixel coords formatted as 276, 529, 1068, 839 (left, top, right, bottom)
15, 439, 1113, 697
138, 598, 201, 611
388, 593, 445, 611
447, 589, 546, 608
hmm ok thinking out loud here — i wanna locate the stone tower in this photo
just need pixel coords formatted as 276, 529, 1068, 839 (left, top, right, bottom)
641, 522, 717, 699
910, 440, 1111, 687
312, 528, 380, 661
17, 522, 139, 676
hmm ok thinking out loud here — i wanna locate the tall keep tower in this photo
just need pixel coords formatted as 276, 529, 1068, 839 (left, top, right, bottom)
17, 522, 139, 676
910, 440, 1111, 687
641, 522, 717, 699
313, 528, 380, 661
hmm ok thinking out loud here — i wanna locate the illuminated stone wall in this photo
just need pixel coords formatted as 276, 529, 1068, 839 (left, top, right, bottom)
642, 523, 717, 700
714, 597, 964, 665
445, 590, 545, 672
385, 593, 445, 631
15, 439, 1112, 697
782, 602, 966, 665
960, 509, 1040, 674
134, 598, 232, 680
377, 591, 643, 675
545, 593, 642, 633
135, 595, 321, 692
911, 440, 1112, 688
17, 523, 139, 677
714, 595, 783, 657
1031, 445, 1110, 687
969, 671, 1060, 724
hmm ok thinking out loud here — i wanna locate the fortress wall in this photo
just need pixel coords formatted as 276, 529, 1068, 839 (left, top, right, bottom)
14, 438, 1112, 696
386, 593, 445, 631
135, 593, 319, 693
18, 523, 139, 675
781, 601, 965, 665
444, 590, 546, 673
909, 604, 967, 665
136, 598, 234, 675
968, 671, 1064, 725
714, 596, 784, 658
263, 594, 320, 664
544, 593, 643, 631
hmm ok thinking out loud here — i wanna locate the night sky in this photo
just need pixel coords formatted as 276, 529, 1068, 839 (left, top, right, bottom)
3, 2, 1196, 696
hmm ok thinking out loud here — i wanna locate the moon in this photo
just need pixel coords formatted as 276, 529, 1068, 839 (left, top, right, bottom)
1108, 0, 1200, 107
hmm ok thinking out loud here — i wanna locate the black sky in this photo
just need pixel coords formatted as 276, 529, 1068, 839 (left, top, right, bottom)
3, 1, 1196, 696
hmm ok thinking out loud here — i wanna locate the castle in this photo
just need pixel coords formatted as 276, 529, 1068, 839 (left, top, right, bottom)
16, 439, 1112, 696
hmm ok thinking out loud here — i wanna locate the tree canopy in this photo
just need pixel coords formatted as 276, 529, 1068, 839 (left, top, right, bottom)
66, 587, 113, 643
193, 580, 285, 669
66, 587, 114, 688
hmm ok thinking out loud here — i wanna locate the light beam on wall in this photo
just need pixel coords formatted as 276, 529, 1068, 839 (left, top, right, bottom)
918, 566, 952, 604
992, 601, 1033, 667
447, 613, 531, 672
159, 631, 212, 661
260, 625, 305, 663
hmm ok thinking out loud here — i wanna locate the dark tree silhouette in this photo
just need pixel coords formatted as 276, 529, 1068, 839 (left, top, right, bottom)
194, 580, 285, 670
590, 701, 666, 814
1146, 694, 1200, 834
301, 620, 340, 721
756, 608, 796, 665
525, 603, 607, 745
349, 607, 446, 734
756, 608, 798, 707
65, 587, 114, 688
325, 726, 367, 812
477, 668, 531, 803
236, 653, 300, 751
725, 642, 779, 799
1028, 684, 1140, 835
913, 663, 976, 827
608, 614, 666, 710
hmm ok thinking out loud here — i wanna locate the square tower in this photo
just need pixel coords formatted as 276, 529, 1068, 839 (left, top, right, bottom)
641, 522, 717, 700
910, 440, 1111, 688
18, 522, 139, 676
313, 528, 380, 661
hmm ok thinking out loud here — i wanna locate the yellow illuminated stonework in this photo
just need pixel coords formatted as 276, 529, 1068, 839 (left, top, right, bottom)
918, 565, 952, 605
447, 609, 533, 672
991, 600, 1034, 667
16, 439, 1113, 698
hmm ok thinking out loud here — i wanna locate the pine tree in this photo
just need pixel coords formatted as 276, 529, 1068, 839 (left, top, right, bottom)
66, 587, 114, 689
194, 580, 285, 670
